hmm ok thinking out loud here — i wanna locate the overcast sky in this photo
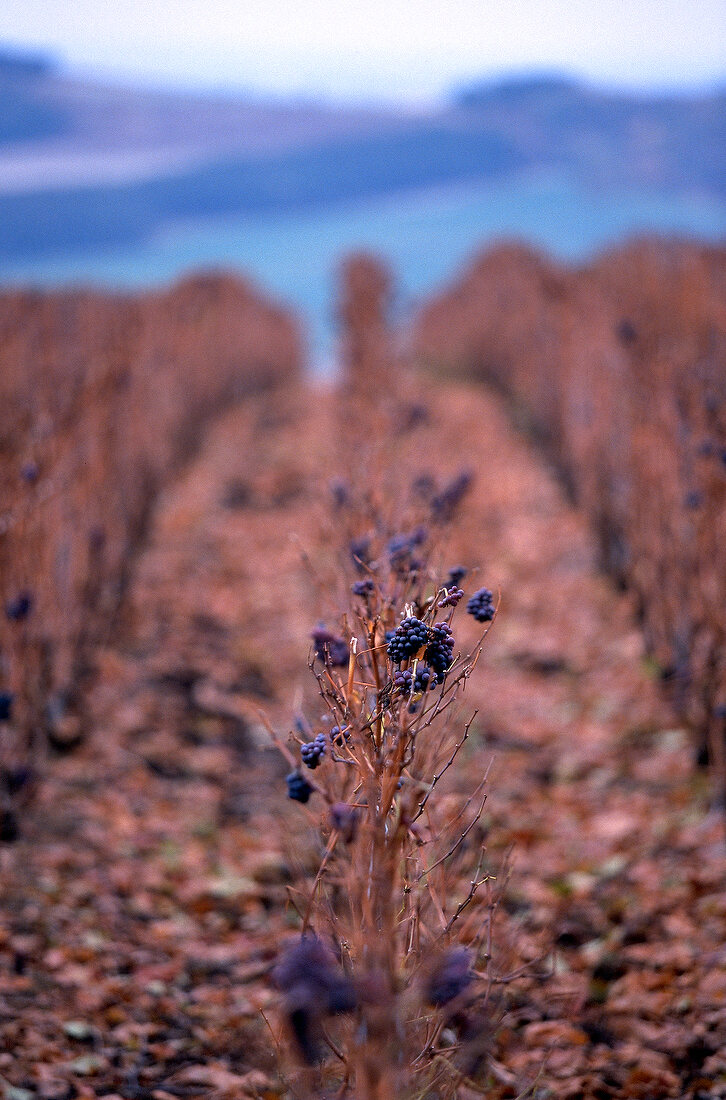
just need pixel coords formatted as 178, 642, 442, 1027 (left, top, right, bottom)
2, 0, 725, 102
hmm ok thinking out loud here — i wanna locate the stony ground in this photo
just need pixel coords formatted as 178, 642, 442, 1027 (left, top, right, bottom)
2, 375, 725, 1099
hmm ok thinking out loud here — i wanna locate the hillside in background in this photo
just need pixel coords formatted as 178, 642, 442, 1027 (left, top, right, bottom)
0, 49, 71, 144
0, 49, 723, 262
453, 72, 726, 195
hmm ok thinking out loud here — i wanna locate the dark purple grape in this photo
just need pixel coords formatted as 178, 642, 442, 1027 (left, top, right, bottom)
350, 536, 371, 573
394, 669, 413, 696
20, 461, 39, 484
2, 766, 31, 795
311, 627, 349, 667
5, 593, 33, 623
425, 948, 473, 1006
424, 623, 455, 678
431, 470, 473, 523
329, 802, 358, 842
273, 936, 357, 1064
0, 691, 14, 723
466, 588, 495, 623
0, 809, 19, 844
387, 528, 428, 572
286, 770, 313, 803
387, 617, 429, 663
412, 472, 436, 500
329, 479, 350, 508
330, 725, 350, 748
447, 565, 468, 587
413, 665, 438, 693
301, 733, 327, 770
438, 586, 464, 608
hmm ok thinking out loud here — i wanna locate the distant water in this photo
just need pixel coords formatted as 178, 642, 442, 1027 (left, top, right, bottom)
2, 171, 725, 370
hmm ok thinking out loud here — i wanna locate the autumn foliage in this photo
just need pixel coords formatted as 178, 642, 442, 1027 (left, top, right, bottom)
0, 273, 301, 753
412, 239, 726, 781
2, 240, 726, 1097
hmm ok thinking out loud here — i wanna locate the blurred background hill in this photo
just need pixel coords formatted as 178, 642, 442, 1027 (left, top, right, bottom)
3, 48, 724, 210
1, 45, 724, 363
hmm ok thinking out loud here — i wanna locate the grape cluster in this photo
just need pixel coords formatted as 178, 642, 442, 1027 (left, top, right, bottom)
400, 401, 429, 431
413, 665, 438, 693
425, 623, 455, 678
394, 669, 413, 695
352, 578, 374, 597
467, 587, 495, 623
301, 733, 327, 769
431, 469, 473, 523
1, 765, 31, 796
447, 565, 468, 587
330, 725, 350, 748
329, 478, 350, 509
0, 691, 13, 723
311, 627, 349, 667
387, 617, 429, 663
349, 536, 371, 573
272, 936, 357, 1064
20, 461, 40, 484
616, 318, 638, 346
5, 592, 32, 623
437, 586, 464, 608
412, 472, 436, 500
424, 947, 473, 1007
387, 528, 427, 572
286, 770, 313, 803
0, 810, 19, 844
329, 801, 359, 843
